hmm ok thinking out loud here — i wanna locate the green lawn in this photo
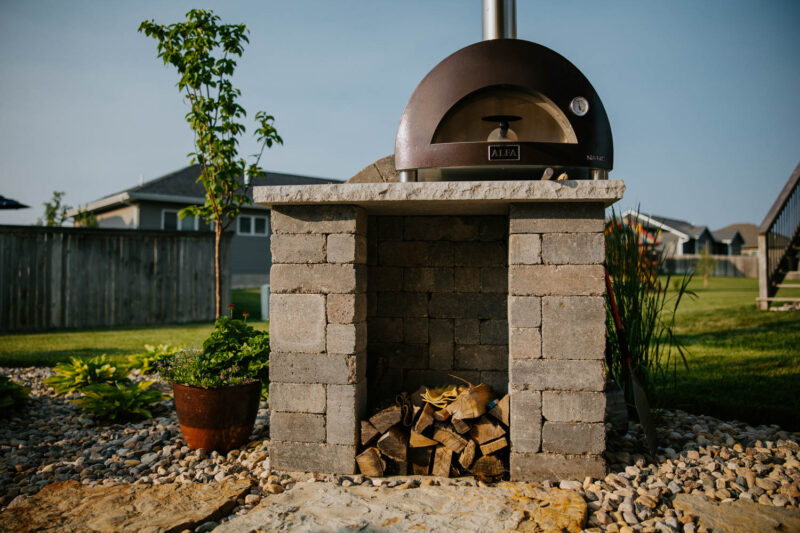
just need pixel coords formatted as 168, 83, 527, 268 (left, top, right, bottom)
0, 290, 267, 367
657, 276, 800, 430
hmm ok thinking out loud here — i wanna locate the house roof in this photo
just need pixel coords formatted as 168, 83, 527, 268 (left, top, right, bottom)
713, 223, 758, 248
71, 165, 339, 215
622, 211, 710, 240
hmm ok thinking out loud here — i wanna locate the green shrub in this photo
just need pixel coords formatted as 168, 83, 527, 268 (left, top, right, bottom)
156, 317, 269, 389
45, 355, 130, 395
605, 209, 694, 405
127, 344, 183, 375
72, 381, 168, 421
0, 375, 31, 415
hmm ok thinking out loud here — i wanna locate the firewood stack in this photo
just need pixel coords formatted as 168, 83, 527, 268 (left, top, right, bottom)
356, 382, 510, 481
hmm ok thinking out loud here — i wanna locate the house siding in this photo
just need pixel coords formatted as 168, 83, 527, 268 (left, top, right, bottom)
97, 204, 138, 229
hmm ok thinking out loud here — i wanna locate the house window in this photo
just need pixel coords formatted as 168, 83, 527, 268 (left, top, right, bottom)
162, 209, 204, 231
238, 215, 269, 236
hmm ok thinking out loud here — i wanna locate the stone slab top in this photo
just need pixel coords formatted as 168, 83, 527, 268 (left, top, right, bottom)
255, 180, 625, 215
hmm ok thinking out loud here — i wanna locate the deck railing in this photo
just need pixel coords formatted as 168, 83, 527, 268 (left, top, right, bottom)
758, 161, 800, 309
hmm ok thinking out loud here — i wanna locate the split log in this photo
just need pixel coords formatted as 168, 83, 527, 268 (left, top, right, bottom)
451, 417, 471, 434
469, 416, 506, 444
432, 408, 452, 422
369, 405, 402, 433
414, 403, 434, 433
377, 427, 408, 462
361, 420, 380, 446
448, 384, 492, 420
408, 447, 432, 476
479, 436, 508, 456
432, 426, 467, 453
458, 440, 477, 470
471, 455, 504, 480
409, 430, 438, 448
356, 447, 385, 477
488, 394, 509, 427
432, 446, 453, 478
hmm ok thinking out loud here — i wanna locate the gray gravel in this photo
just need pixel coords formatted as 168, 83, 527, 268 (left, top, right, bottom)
2, 367, 798, 532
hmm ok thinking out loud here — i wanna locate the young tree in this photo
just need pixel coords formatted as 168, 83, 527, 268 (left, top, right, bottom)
37, 191, 70, 227
139, 10, 282, 317
695, 246, 716, 288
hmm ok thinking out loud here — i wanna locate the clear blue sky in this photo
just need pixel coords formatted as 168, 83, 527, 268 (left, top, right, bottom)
1, 0, 798, 229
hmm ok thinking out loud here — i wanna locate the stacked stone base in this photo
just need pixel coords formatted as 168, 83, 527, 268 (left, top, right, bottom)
261, 182, 623, 481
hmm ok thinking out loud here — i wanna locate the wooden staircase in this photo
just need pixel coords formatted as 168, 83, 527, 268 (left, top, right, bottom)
758, 161, 800, 309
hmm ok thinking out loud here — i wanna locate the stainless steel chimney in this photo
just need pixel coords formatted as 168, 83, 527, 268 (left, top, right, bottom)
482, 0, 516, 40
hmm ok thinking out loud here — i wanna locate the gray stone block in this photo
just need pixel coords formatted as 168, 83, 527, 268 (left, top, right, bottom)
428, 242, 454, 267
270, 234, 326, 264
368, 266, 403, 292
479, 216, 508, 241
404, 216, 479, 241
377, 216, 404, 241
270, 412, 326, 443
508, 296, 541, 328
270, 294, 326, 354
509, 234, 542, 265
454, 318, 479, 345
374, 343, 428, 369
403, 317, 428, 344
542, 422, 606, 454
377, 292, 428, 317
429, 293, 507, 319
269, 382, 326, 413
480, 370, 509, 397
326, 380, 367, 446
480, 319, 509, 345
428, 319, 453, 345
542, 391, 606, 423
271, 264, 366, 294
367, 317, 403, 343
404, 370, 480, 392
378, 241, 429, 267
429, 342, 454, 370
326, 322, 367, 355
542, 233, 604, 265
454, 268, 480, 292
510, 389, 541, 453
327, 234, 368, 264
510, 359, 605, 391
480, 267, 507, 293
453, 242, 507, 267
541, 296, 605, 360
510, 452, 606, 482
403, 268, 454, 292
509, 203, 605, 234
269, 441, 357, 474
270, 351, 366, 385
454, 345, 507, 371
509, 327, 541, 359
272, 205, 366, 235
327, 293, 367, 324
509, 265, 605, 296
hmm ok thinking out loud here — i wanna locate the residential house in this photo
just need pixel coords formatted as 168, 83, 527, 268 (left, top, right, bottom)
70, 165, 338, 287
712, 223, 758, 256
622, 211, 720, 256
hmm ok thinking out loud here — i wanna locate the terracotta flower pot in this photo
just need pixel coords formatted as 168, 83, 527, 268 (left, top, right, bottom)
173, 381, 261, 453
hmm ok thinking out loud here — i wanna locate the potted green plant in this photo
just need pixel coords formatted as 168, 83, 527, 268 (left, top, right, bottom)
155, 311, 269, 452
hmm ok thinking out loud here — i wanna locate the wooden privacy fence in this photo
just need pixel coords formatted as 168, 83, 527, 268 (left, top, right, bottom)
663, 254, 758, 278
0, 225, 230, 332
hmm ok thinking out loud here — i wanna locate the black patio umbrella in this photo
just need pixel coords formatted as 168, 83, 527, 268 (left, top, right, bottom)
0, 195, 29, 209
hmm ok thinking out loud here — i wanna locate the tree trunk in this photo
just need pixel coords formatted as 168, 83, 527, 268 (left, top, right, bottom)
215, 224, 222, 317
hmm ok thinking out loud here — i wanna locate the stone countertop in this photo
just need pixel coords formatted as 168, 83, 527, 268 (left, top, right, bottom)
254, 180, 625, 215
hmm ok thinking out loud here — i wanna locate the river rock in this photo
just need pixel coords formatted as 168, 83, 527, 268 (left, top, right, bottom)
0, 478, 252, 532
673, 493, 800, 533
216, 481, 587, 533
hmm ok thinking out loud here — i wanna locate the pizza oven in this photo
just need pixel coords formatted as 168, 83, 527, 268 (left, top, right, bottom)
395, 0, 613, 182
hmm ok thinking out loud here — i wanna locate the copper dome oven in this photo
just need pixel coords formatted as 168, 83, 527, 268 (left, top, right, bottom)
395, 0, 613, 183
